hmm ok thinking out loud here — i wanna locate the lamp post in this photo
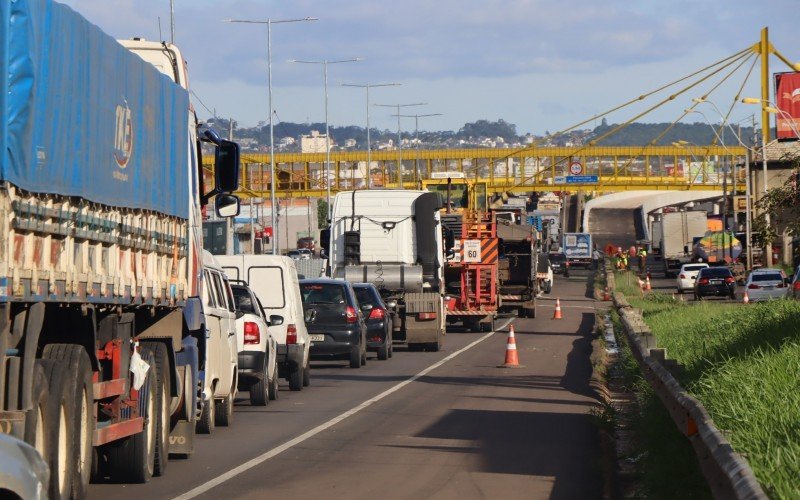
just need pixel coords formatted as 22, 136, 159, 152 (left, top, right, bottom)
341, 83, 401, 189
225, 16, 317, 254
374, 102, 427, 188
393, 113, 442, 186
291, 58, 362, 219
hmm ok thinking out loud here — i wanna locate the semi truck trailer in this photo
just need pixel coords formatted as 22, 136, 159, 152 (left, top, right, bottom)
0, 0, 240, 496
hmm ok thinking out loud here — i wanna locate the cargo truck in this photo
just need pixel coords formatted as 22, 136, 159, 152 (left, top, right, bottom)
562, 232, 593, 268
323, 190, 447, 351
0, 0, 240, 496
655, 211, 708, 277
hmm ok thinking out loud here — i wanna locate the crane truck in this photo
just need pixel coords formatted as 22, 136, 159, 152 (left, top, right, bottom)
323, 190, 447, 351
0, 0, 240, 496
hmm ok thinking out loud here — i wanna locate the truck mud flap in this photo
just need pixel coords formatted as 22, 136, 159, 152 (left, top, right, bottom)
168, 420, 194, 456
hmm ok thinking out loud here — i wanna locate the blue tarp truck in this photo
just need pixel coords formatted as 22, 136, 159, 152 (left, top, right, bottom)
0, 0, 239, 496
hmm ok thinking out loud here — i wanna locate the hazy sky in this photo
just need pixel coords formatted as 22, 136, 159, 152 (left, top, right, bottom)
61, 0, 798, 135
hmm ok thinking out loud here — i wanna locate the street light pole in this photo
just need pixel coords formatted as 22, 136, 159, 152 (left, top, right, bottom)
393, 113, 442, 185
341, 83, 401, 189
291, 58, 362, 219
225, 17, 317, 254
375, 102, 426, 188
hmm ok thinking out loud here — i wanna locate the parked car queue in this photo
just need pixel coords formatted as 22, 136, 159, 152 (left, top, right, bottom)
675, 262, 799, 301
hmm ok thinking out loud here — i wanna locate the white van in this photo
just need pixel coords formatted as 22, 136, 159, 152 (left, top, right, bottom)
215, 255, 311, 391
198, 251, 239, 433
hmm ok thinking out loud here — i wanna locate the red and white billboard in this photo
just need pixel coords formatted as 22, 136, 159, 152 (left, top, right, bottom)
774, 72, 800, 140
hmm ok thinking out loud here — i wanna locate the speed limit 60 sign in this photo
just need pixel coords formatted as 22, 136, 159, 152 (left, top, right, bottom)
462, 240, 481, 263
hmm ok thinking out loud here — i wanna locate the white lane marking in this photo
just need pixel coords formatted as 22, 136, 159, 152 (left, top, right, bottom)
173, 324, 507, 500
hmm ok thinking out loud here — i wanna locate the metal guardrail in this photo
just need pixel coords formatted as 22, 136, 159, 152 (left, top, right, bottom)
606, 268, 766, 500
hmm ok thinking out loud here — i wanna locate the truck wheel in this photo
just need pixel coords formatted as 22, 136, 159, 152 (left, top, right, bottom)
426, 340, 441, 352
39, 359, 75, 499
215, 384, 234, 427
361, 344, 367, 366
269, 368, 280, 401
544, 281, 552, 294
24, 362, 50, 478
139, 342, 171, 476
249, 361, 269, 406
196, 395, 215, 434
105, 350, 157, 483
42, 344, 94, 495
302, 359, 311, 387
517, 307, 526, 318
349, 347, 362, 369
289, 363, 304, 389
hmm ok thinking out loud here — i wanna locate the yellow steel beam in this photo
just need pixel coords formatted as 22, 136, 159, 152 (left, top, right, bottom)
204, 145, 747, 199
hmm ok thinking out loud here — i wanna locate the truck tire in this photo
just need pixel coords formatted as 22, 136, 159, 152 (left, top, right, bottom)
289, 361, 305, 389
249, 361, 269, 406
42, 344, 94, 497
139, 342, 171, 477
40, 359, 75, 499
426, 340, 441, 352
24, 362, 50, 477
349, 346, 362, 369
377, 338, 389, 360
302, 358, 311, 387
105, 350, 157, 483
268, 368, 279, 401
196, 395, 215, 434
214, 387, 234, 427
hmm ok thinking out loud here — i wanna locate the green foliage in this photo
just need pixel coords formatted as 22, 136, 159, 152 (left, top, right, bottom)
317, 199, 329, 229
753, 163, 800, 244
458, 119, 518, 142
616, 282, 800, 498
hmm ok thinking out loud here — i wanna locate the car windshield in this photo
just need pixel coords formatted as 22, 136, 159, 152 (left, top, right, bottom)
702, 268, 732, 277
231, 286, 257, 314
354, 287, 379, 307
301, 283, 346, 304
287, 251, 300, 257
683, 265, 707, 272
752, 273, 783, 282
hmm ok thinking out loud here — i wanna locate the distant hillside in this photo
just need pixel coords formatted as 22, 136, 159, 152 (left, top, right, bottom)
205, 117, 757, 151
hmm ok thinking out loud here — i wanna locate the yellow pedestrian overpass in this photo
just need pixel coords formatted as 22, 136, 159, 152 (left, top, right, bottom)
205, 144, 748, 200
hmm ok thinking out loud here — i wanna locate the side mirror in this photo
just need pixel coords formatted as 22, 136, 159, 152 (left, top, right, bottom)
319, 228, 331, 257
443, 227, 455, 252
303, 309, 317, 323
215, 140, 240, 193
216, 194, 240, 218
268, 314, 284, 326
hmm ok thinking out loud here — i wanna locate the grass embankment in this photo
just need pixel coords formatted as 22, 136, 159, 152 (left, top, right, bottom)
613, 270, 800, 499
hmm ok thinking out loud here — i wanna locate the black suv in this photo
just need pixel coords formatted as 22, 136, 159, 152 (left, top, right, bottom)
300, 278, 367, 368
694, 267, 736, 300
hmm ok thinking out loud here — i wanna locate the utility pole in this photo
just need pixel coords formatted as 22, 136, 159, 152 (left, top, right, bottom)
375, 102, 427, 188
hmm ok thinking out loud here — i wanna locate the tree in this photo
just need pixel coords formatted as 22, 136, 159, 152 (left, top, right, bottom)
317, 199, 329, 229
753, 157, 800, 246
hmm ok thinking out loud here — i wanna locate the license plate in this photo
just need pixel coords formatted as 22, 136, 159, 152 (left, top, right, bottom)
710, 279, 722, 284
763, 285, 774, 290
309, 334, 325, 342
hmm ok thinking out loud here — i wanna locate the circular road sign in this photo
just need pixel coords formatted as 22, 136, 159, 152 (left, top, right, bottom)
569, 161, 583, 175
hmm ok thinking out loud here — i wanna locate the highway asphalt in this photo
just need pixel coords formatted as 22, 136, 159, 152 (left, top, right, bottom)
88, 271, 603, 500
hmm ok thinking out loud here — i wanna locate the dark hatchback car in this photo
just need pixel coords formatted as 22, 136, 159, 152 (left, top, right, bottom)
694, 266, 737, 299
353, 283, 393, 361
300, 278, 367, 368
548, 252, 567, 275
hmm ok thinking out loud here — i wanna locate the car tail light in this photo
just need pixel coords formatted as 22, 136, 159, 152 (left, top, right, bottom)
345, 306, 358, 323
724, 277, 735, 284
286, 324, 297, 344
698, 278, 709, 285
243, 322, 260, 344
679, 274, 686, 279
747, 283, 760, 289
794, 281, 800, 291
368, 307, 386, 320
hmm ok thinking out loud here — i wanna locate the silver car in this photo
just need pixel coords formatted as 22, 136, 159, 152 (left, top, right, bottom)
0, 432, 49, 499
744, 269, 789, 301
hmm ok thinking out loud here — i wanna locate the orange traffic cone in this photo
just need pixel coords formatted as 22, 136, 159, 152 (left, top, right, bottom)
645, 276, 652, 291
743, 290, 750, 304
553, 298, 563, 320
497, 325, 523, 368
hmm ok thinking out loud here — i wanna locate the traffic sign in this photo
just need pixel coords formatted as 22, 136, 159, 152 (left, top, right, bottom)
462, 240, 481, 263
566, 175, 599, 184
569, 161, 583, 175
